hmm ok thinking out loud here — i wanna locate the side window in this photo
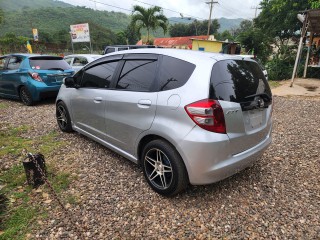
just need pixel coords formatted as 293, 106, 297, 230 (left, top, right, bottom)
7, 56, 23, 70
105, 48, 115, 54
73, 57, 88, 66
116, 60, 157, 91
0, 57, 8, 70
158, 56, 195, 91
64, 57, 73, 65
81, 61, 119, 88
118, 47, 128, 51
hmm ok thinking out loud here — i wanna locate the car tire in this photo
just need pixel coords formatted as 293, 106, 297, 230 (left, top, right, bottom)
20, 86, 34, 106
56, 101, 73, 132
142, 139, 189, 196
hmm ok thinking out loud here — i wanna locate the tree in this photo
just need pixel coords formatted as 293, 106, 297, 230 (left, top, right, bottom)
309, 0, 320, 9
131, 5, 168, 44
253, 0, 312, 79
124, 23, 141, 44
233, 20, 252, 37
237, 26, 272, 63
169, 19, 220, 37
216, 30, 234, 41
255, 0, 310, 45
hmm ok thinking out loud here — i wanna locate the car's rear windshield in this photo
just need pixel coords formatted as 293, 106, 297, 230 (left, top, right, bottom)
210, 59, 271, 103
29, 57, 71, 70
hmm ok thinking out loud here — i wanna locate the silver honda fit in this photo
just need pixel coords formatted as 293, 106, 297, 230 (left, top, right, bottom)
56, 49, 272, 196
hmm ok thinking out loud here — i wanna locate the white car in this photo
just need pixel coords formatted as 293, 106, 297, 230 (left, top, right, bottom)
64, 54, 102, 72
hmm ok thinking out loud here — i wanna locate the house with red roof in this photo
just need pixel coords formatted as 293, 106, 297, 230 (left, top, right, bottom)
136, 35, 208, 49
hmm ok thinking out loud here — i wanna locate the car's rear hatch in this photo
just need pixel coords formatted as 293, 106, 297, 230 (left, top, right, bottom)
210, 59, 272, 155
29, 56, 74, 86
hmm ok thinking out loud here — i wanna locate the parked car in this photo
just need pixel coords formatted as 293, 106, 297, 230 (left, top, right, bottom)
0, 54, 74, 105
64, 54, 102, 72
104, 45, 160, 55
237, 55, 268, 80
56, 49, 273, 196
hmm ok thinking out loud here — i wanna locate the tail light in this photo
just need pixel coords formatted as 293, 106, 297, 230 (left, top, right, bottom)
185, 99, 226, 134
28, 72, 42, 82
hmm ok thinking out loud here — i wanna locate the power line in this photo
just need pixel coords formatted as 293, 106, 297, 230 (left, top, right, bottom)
88, 0, 133, 12
133, 0, 206, 21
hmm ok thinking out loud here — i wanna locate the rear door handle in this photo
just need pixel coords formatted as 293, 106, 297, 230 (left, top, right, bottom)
94, 97, 102, 103
137, 99, 152, 108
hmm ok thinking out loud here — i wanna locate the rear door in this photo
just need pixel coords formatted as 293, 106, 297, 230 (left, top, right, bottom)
104, 54, 159, 155
210, 59, 272, 155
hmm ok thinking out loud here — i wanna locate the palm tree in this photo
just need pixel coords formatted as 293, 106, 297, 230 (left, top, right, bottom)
131, 5, 168, 44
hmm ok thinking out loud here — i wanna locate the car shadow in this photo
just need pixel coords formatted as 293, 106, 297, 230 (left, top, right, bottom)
0, 97, 56, 106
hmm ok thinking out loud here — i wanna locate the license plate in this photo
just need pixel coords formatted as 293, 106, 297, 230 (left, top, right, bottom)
249, 110, 263, 128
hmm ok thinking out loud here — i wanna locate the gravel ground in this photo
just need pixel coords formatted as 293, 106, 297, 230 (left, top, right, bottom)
0, 96, 319, 239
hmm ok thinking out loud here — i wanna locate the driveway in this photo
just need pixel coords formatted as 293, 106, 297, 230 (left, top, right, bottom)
0, 93, 319, 239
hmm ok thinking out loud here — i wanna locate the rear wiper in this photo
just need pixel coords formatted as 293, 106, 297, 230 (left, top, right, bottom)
48, 68, 65, 71
245, 93, 272, 101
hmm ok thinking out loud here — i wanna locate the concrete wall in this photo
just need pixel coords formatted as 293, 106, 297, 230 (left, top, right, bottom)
192, 40, 223, 53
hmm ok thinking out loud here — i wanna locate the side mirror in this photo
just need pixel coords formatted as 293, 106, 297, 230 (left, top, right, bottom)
63, 77, 75, 88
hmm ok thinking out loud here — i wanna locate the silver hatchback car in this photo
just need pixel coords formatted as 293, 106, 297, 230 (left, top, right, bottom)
56, 49, 272, 196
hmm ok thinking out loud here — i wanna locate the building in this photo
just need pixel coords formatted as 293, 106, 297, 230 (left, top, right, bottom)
136, 36, 207, 49
137, 35, 240, 54
192, 36, 240, 54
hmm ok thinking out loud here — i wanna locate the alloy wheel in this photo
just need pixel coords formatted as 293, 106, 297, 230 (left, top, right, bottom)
144, 148, 173, 190
57, 104, 68, 129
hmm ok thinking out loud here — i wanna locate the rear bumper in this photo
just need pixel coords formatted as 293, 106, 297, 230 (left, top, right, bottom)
177, 127, 272, 185
28, 82, 61, 101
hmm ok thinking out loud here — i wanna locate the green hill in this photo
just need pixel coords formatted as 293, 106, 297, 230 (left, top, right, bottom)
169, 17, 245, 33
0, 0, 73, 11
0, 6, 130, 38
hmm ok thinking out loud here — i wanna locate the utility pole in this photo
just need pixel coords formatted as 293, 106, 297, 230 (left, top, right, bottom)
89, 0, 97, 10
251, 6, 259, 18
206, 0, 218, 40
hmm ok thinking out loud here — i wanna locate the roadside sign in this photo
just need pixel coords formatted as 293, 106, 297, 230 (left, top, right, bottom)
32, 29, 39, 41
70, 23, 91, 43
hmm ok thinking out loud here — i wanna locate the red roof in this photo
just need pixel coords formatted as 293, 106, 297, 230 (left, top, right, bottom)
137, 35, 208, 49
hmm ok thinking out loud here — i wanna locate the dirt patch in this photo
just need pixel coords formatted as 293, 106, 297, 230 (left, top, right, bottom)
272, 78, 320, 97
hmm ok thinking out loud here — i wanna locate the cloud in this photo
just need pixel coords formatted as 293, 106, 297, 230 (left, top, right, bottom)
60, 0, 262, 19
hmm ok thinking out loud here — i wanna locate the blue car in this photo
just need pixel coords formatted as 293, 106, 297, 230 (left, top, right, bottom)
0, 54, 74, 105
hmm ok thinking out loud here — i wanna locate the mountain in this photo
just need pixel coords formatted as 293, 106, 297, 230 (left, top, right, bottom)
0, 0, 73, 11
218, 17, 244, 32
0, 6, 130, 37
0, 0, 244, 40
169, 17, 245, 32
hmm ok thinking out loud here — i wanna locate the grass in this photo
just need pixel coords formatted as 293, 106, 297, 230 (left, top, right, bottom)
0, 163, 74, 239
0, 127, 74, 239
268, 80, 281, 89
0, 126, 63, 157
0, 103, 8, 109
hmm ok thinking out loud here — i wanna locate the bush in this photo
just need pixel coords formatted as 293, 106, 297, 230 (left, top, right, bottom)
267, 54, 295, 80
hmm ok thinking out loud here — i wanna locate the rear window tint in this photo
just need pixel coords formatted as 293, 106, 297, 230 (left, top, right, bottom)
210, 60, 271, 103
29, 58, 71, 70
158, 56, 195, 91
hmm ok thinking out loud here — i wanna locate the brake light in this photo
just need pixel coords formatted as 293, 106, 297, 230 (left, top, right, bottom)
185, 99, 226, 134
28, 72, 42, 82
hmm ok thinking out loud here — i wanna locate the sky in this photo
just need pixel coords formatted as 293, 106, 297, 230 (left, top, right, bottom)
60, 0, 263, 20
